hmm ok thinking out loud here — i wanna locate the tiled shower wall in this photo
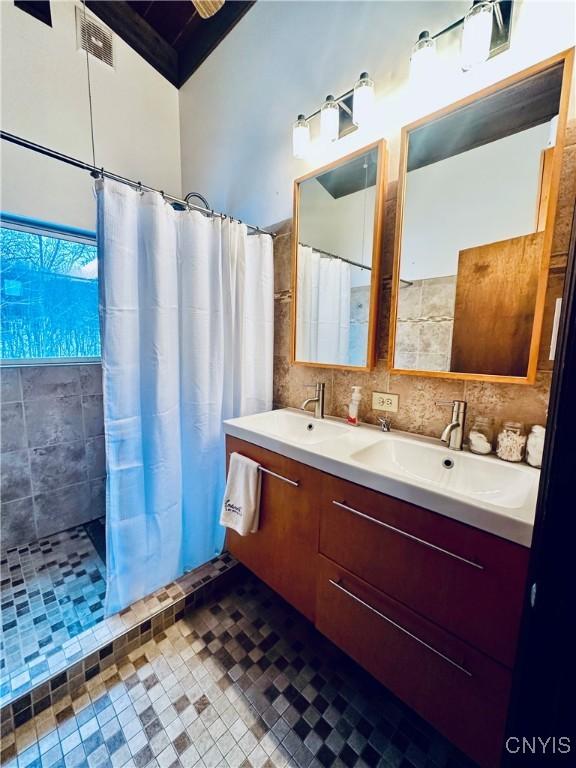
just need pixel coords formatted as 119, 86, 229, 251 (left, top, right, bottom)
395, 276, 457, 372
273, 124, 576, 437
0, 364, 105, 550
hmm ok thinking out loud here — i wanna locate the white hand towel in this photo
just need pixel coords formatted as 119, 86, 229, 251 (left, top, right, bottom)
220, 452, 261, 536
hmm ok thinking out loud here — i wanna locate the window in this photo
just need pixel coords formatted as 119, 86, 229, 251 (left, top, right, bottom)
1, 215, 100, 361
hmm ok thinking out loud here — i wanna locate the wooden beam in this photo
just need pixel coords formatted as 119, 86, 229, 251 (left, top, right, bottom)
177, 1, 254, 86
85, 1, 179, 87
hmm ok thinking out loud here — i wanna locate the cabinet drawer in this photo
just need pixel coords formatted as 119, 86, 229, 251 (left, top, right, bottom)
225, 436, 319, 621
316, 556, 510, 768
319, 475, 529, 667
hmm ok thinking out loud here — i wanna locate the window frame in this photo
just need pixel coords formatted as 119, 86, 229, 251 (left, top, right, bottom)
0, 212, 100, 367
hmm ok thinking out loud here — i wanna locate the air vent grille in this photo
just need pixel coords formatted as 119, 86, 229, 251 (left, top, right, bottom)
76, 7, 114, 68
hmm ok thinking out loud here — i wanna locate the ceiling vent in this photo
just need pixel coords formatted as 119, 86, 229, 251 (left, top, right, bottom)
76, 7, 114, 68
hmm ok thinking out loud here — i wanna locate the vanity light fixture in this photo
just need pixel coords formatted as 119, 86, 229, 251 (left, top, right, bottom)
292, 74, 376, 157
290, 2, 513, 156
410, 31, 436, 82
292, 114, 310, 158
353, 72, 375, 126
461, 0, 495, 71
320, 95, 340, 143
408, 0, 513, 83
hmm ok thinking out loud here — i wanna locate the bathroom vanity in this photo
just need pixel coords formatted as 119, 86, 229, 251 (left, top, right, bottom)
223, 409, 535, 768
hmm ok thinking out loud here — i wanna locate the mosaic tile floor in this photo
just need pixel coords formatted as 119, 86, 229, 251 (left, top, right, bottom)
1, 573, 477, 768
1, 526, 107, 698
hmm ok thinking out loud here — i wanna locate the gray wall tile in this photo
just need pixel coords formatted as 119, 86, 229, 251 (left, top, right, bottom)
1, 402, 26, 453
86, 436, 106, 480
82, 395, 104, 437
90, 478, 106, 519
79, 364, 103, 395
2, 364, 105, 547
24, 396, 84, 448
21, 365, 80, 400
30, 441, 87, 493
1, 449, 32, 502
1, 368, 21, 402
35, 482, 92, 538
0, 497, 36, 551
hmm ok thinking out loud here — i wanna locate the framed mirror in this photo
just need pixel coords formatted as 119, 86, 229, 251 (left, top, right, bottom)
389, 50, 573, 384
291, 140, 387, 370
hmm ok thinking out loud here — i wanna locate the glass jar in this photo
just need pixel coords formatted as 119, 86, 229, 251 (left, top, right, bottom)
468, 416, 493, 455
526, 425, 546, 468
496, 421, 527, 463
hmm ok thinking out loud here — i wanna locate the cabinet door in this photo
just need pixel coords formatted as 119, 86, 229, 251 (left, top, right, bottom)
225, 436, 319, 621
316, 555, 511, 768
319, 474, 529, 667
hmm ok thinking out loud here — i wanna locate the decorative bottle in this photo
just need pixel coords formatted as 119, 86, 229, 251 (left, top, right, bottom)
526, 425, 545, 468
347, 386, 362, 426
496, 421, 527, 463
468, 416, 493, 455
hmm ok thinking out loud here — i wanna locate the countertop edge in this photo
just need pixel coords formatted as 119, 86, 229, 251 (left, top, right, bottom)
223, 422, 534, 548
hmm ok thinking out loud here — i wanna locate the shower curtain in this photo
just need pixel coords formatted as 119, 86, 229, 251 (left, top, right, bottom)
97, 180, 273, 614
296, 245, 351, 364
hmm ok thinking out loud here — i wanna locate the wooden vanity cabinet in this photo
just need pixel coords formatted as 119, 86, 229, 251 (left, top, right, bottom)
225, 436, 319, 621
316, 556, 511, 768
318, 475, 529, 668
225, 436, 529, 768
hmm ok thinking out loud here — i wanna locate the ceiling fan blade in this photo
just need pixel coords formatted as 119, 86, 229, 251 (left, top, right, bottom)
191, 0, 225, 19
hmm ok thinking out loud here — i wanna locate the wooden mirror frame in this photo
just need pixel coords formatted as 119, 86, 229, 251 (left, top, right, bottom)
290, 139, 387, 371
388, 49, 574, 385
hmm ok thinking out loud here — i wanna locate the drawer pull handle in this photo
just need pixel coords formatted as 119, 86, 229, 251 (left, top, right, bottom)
332, 500, 483, 570
258, 466, 299, 487
329, 579, 472, 678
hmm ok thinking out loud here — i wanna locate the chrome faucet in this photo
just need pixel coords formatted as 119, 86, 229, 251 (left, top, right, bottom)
436, 400, 467, 451
377, 416, 392, 432
301, 382, 326, 419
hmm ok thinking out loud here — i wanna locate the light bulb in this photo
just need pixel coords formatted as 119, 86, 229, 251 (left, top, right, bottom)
320, 95, 340, 143
353, 72, 375, 127
292, 114, 310, 158
410, 31, 436, 84
461, 0, 494, 71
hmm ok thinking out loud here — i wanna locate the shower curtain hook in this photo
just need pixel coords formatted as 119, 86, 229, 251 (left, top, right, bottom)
137, 181, 142, 194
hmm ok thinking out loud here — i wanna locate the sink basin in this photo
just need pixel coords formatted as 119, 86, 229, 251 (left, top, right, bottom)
232, 408, 350, 446
349, 436, 538, 511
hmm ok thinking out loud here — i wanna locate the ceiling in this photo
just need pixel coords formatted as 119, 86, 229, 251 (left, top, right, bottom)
85, 0, 255, 88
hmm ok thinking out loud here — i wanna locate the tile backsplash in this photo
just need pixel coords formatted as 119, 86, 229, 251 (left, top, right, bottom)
272, 124, 576, 439
0, 364, 105, 550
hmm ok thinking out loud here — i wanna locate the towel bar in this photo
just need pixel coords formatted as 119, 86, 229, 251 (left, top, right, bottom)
258, 466, 299, 487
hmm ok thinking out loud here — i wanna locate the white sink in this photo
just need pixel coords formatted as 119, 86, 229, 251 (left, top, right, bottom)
223, 408, 539, 546
230, 407, 350, 446
349, 435, 537, 511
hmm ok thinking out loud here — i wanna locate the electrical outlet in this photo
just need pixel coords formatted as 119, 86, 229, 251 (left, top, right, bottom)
372, 392, 399, 412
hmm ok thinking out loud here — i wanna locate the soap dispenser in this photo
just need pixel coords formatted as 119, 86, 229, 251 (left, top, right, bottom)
347, 386, 362, 426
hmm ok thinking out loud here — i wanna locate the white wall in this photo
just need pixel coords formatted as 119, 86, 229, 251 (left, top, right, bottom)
299, 180, 375, 287
178, 0, 575, 228
401, 122, 551, 281
0, 1, 182, 231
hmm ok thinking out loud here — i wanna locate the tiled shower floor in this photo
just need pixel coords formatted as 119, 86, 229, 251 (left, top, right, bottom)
0, 524, 107, 697
1, 572, 476, 768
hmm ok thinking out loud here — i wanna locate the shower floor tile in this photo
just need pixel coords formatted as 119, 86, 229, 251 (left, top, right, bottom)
1, 572, 477, 768
0, 523, 106, 694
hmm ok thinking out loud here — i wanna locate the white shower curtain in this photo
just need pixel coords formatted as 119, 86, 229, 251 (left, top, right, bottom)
97, 180, 273, 614
296, 245, 351, 364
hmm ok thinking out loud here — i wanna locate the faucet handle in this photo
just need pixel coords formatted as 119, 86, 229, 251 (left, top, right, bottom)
377, 416, 392, 432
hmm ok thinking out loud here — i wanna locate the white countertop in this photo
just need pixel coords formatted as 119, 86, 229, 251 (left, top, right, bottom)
223, 408, 539, 547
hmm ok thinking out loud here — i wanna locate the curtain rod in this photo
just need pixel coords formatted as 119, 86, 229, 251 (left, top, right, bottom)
1, 131, 276, 238
299, 242, 371, 271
